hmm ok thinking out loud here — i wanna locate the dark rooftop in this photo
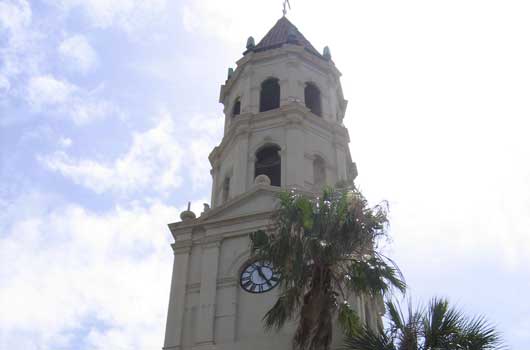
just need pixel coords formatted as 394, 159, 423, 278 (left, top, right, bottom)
247, 16, 323, 59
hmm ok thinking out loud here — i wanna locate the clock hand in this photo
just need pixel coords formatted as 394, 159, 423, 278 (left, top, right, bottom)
256, 266, 268, 282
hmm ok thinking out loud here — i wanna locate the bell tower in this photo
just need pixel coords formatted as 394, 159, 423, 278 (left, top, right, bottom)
209, 16, 357, 209
163, 17, 377, 350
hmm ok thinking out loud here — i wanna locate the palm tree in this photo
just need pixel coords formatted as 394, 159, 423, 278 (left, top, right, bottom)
249, 186, 406, 350
342, 297, 505, 350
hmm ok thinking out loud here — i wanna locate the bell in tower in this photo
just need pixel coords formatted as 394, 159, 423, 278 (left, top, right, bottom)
163, 16, 373, 350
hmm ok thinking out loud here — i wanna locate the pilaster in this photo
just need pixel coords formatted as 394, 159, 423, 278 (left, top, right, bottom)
286, 58, 303, 103
284, 114, 305, 188
241, 71, 251, 114
334, 141, 348, 182
195, 237, 222, 345
163, 240, 192, 350
233, 130, 250, 196
279, 78, 289, 107
249, 85, 260, 114
211, 163, 221, 208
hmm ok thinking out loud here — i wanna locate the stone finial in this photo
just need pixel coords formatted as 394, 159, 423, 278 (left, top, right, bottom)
323, 46, 331, 60
180, 202, 196, 221
254, 174, 271, 186
227, 67, 234, 80
246, 36, 255, 49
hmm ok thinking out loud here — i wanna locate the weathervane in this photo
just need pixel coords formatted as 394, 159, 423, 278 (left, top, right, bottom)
282, 0, 291, 16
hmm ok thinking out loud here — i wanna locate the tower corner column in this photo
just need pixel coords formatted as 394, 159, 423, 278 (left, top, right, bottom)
195, 237, 222, 346
163, 240, 192, 350
284, 114, 305, 188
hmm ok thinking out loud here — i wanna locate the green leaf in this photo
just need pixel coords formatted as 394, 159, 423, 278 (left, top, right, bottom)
338, 301, 362, 335
249, 230, 269, 252
296, 197, 314, 230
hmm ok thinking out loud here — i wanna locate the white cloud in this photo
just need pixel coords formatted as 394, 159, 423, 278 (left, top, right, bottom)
187, 114, 224, 190
38, 112, 223, 195
27, 75, 76, 107
52, 0, 169, 33
59, 34, 98, 73
0, 0, 42, 87
0, 192, 179, 350
68, 97, 117, 124
0, 0, 31, 33
58, 137, 73, 148
39, 112, 183, 194
26, 75, 118, 124
0, 2, 117, 127
0, 74, 10, 97
180, 0, 277, 47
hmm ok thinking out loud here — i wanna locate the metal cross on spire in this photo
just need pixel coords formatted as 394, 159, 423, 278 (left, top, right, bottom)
282, 0, 291, 16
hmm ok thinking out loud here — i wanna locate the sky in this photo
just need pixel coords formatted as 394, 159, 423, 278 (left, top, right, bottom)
0, 0, 529, 349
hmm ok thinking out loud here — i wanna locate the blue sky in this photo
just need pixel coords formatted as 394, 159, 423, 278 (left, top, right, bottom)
1, 1, 529, 349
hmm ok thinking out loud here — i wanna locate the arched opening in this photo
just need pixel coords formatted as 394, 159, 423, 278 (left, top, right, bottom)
232, 98, 241, 117
313, 156, 326, 188
304, 83, 322, 117
259, 78, 280, 112
255, 145, 281, 187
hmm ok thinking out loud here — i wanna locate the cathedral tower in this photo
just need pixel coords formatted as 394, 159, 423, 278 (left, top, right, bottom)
163, 16, 379, 350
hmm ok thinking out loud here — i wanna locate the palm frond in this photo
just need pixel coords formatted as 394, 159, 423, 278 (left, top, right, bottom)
344, 255, 406, 297
341, 326, 396, 350
263, 285, 303, 330
398, 300, 421, 350
386, 300, 404, 332
338, 301, 362, 335
458, 315, 505, 350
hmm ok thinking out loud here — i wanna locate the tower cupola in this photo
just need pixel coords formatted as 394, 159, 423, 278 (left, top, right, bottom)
209, 17, 355, 208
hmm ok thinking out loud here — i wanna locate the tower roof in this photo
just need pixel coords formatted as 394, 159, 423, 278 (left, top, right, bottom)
248, 17, 323, 58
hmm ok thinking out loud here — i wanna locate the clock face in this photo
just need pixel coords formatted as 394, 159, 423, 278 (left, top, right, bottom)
240, 260, 281, 294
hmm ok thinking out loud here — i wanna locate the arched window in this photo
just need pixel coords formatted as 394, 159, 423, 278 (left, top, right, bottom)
304, 83, 322, 117
232, 98, 241, 117
313, 156, 326, 187
255, 145, 281, 186
259, 78, 280, 112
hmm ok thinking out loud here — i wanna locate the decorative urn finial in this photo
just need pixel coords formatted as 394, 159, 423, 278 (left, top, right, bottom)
246, 36, 255, 49
254, 174, 271, 186
180, 202, 196, 221
323, 46, 332, 60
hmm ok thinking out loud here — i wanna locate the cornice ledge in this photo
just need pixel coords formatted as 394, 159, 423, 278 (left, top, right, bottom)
171, 240, 192, 254
192, 341, 215, 350
210, 115, 253, 163
221, 57, 252, 101
201, 236, 223, 249
249, 45, 340, 78
285, 113, 304, 126
217, 276, 237, 287
201, 209, 274, 230
168, 218, 202, 233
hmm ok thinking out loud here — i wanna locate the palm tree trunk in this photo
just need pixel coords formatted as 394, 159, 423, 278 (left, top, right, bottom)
294, 266, 334, 350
